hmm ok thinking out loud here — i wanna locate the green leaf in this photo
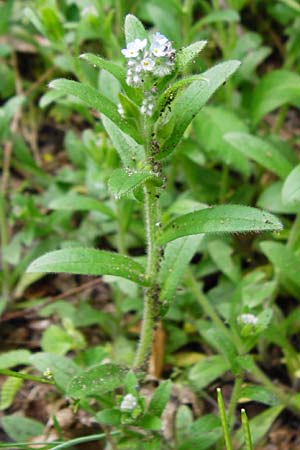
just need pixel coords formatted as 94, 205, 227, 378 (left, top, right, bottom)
49, 79, 141, 144
102, 116, 144, 168
148, 380, 172, 417
67, 363, 126, 399
80, 54, 126, 89
40, 6, 63, 42
157, 60, 241, 158
0, 377, 23, 410
124, 14, 147, 44
194, 106, 250, 175
239, 385, 280, 406
257, 181, 300, 214
251, 70, 300, 124
235, 406, 283, 447
95, 408, 121, 426
208, 240, 240, 282
282, 164, 300, 206
108, 168, 160, 198
0, 350, 31, 369
136, 414, 162, 430
224, 132, 293, 179
30, 352, 81, 391
1, 415, 44, 442
179, 414, 222, 450
175, 405, 194, 446
176, 41, 207, 71
159, 236, 203, 312
199, 9, 240, 25
158, 205, 282, 245
27, 248, 148, 286
41, 325, 76, 356
189, 355, 230, 390
49, 193, 115, 218
260, 241, 300, 289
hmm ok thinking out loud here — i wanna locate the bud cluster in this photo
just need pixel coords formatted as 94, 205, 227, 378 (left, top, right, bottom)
121, 32, 175, 88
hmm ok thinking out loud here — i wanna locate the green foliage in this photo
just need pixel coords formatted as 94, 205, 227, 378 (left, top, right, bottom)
27, 248, 149, 286
1, 3, 300, 449
158, 205, 282, 245
68, 364, 127, 399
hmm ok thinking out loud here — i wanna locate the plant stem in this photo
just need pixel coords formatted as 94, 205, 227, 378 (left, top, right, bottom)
217, 388, 234, 450
228, 374, 243, 426
0, 194, 11, 315
272, 104, 288, 134
133, 182, 159, 368
241, 409, 253, 450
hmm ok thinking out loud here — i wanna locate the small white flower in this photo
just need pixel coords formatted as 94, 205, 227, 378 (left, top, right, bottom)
120, 394, 137, 412
152, 32, 169, 45
133, 74, 141, 85
121, 38, 147, 58
141, 57, 155, 71
150, 33, 172, 57
238, 313, 258, 325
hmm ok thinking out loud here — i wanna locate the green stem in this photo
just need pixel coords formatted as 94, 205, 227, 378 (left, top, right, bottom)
272, 104, 288, 134
241, 409, 253, 450
217, 388, 234, 450
0, 193, 11, 315
219, 164, 229, 204
133, 182, 159, 368
227, 374, 243, 426
48, 431, 121, 450
0, 369, 54, 384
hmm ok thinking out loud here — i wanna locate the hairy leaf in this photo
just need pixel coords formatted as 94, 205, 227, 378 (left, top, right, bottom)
49, 79, 141, 143
157, 60, 241, 158
158, 205, 282, 244
27, 248, 148, 286
124, 14, 147, 44
108, 168, 160, 198
176, 41, 207, 71
68, 363, 126, 398
102, 116, 144, 168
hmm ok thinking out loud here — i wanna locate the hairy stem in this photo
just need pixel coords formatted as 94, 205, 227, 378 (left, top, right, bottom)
134, 181, 159, 368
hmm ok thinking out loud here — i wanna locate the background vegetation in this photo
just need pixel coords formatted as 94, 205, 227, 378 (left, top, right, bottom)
1, 0, 300, 449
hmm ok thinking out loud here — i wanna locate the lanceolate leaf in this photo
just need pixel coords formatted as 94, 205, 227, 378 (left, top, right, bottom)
48, 79, 141, 144
108, 168, 161, 198
124, 14, 147, 44
281, 164, 300, 206
80, 54, 126, 87
157, 60, 241, 159
176, 41, 207, 71
148, 380, 172, 417
68, 363, 126, 399
194, 106, 250, 175
260, 241, 300, 289
102, 117, 144, 168
224, 132, 293, 179
27, 248, 149, 286
251, 69, 300, 124
49, 194, 115, 218
159, 236, 203, 311
158, 205, 282, 245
